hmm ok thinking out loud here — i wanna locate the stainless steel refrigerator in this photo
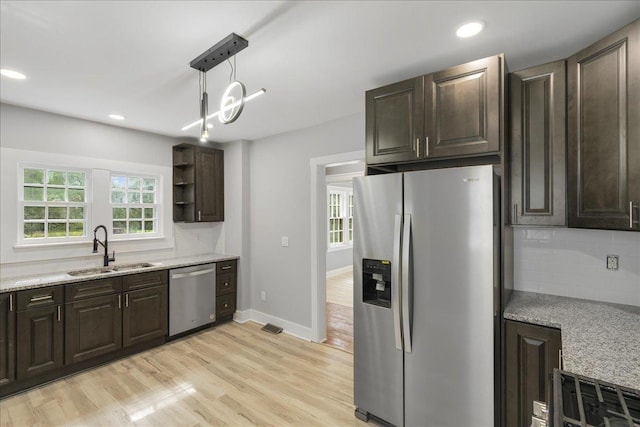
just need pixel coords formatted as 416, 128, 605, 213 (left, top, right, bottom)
353, 165, 500, 427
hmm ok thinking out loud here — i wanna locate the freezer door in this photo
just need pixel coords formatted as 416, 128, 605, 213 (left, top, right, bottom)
353, 173, 404, 426
403, 165, 496, 426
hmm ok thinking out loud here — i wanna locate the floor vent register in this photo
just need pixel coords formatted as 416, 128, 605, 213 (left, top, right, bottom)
261, 323, 283, 334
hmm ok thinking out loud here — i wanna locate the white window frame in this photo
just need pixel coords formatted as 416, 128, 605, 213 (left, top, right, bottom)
17, 163, 92, 245
327, 187, 353, 249
109, 172, 161, 240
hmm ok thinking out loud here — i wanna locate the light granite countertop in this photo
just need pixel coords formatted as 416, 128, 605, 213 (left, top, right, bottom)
504, 290, 640, 390
0, 253, 238, 293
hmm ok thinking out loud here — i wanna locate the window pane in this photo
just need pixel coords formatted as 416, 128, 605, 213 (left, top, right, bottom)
144, 208, 154, 219
129, 208, 142, 219
112, 207, 126, 219
69, 207, 84, 220
24, 168, 44, 184
48, 223, 67, 237
48, 207, 67, 219
67, 172, 85, 187
144, 221, 154, 232
127, 192, 141, 203
142, 192, 155, 203
68, 188, 85, 202
111, 191, 125, 203
129, 221, 143, 233
47, 188, 66, 202
69, 223, 84, 237
127, 177, 141, 190
24, 186, 44, 201
24, 223, 45, 238
113, 221, 127, 234
143, 178, 155, 191
24, 206, 45, 220
111, 176, 125, 189
47, 170, 66, 186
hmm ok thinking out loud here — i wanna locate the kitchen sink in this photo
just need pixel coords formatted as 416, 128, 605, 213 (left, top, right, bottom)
111, 262, 154, 271
67, 262, 155, 276
67, 267, 114, 276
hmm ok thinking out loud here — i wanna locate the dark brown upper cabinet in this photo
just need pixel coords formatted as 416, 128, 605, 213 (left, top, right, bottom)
511, 60, 567, 226
366, 54, 504, 166
366, 77, 424, 165
173, 144, 224, 222
505, 320, 562, 427
425, 55, 502, 159
567, 19, 640, 231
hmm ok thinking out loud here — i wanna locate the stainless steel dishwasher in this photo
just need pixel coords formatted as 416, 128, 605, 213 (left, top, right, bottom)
169, 263, 216, 336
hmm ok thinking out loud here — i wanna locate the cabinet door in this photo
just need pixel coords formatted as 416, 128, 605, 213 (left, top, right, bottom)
568, 20, 640, 230
366, 77, 424, 165
0, 293, 16, 386
511, 60, 566, 225
16, 304, 64, 380
65, 294, 122, 365
505, 320, 562, 427
425, 55, 502, 159
195, 147, 224, 222
123, 285, 167, 348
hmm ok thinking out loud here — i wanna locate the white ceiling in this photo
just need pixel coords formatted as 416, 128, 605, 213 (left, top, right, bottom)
2, 1, 639, 143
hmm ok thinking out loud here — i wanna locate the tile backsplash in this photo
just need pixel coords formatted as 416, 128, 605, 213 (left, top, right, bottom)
514, 228, 640, 306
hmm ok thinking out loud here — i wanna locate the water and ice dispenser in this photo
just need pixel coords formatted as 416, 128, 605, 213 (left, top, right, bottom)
362, 258, 392, 308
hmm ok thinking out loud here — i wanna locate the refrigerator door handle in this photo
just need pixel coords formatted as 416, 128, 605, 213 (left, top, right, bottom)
401, 214, 412, 353
392, 214, 403, 350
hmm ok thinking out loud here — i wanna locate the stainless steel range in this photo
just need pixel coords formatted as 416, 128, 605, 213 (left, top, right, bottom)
532, 370, 640, 427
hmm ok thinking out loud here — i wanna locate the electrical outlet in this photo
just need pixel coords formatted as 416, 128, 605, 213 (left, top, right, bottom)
606, 255, 619, 270
260, 291, 266, 301
281, 236, 289, 247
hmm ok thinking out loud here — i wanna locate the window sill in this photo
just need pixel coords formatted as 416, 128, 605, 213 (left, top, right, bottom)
14, 235, 166, 249
327, 244, 353, 253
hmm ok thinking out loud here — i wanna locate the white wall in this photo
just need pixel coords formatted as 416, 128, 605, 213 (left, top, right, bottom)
222, 140, 251, 312
0, 104, 224, 278
249, 113, 363, 329
513, 227, 640, 306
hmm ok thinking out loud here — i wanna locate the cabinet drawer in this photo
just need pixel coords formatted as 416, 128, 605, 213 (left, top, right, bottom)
66, 277, 122, 302
216, 293, 236, 318
123, 270, 168, 291
216, 260, 236, 275
216, 273, 236, 296
17, 287, 63, 311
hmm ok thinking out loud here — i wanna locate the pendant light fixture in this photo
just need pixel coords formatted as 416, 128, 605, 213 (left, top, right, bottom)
182, 33, 266, 140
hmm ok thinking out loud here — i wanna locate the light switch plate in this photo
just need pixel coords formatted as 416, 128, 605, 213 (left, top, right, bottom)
606, 255, 619, 270
281, 236, 289, 247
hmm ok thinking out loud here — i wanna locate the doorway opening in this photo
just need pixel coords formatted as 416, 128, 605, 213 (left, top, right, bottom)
309, 150, 364, 348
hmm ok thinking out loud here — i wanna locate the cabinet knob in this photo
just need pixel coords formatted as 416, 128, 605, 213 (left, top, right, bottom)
224, 303, 228, 308
224, 282, 229, 287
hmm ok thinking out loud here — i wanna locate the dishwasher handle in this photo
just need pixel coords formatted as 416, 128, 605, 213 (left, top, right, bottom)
171, 268, 215, 280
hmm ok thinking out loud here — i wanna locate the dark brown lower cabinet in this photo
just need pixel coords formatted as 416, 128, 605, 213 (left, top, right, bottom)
0, 293, 16, 386
16, 304, 64, 380
505, 320, 562, 427
123, 285, 167, 348
65, 294, 122, 365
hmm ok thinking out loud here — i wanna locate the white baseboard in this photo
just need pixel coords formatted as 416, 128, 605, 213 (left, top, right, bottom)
327, 265, 353, 278
233, 309, 313, 341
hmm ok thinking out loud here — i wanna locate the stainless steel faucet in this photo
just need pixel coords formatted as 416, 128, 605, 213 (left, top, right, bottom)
93, 225, 115, 267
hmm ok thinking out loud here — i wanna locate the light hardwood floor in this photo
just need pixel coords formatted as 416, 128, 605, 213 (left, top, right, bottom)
0, 322, 363, 426
326, 270, 353, 307
325, 270, 354, 354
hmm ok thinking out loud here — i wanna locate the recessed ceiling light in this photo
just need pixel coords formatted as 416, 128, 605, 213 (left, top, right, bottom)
456, 21, 484, 38
0, 68, 27, 80
108, 114, 125, 120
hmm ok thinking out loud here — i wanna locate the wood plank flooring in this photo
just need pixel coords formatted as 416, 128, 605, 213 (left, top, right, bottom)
325, 270, 354, 354
326, 270, 353, 307
0, 322, 363, 427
